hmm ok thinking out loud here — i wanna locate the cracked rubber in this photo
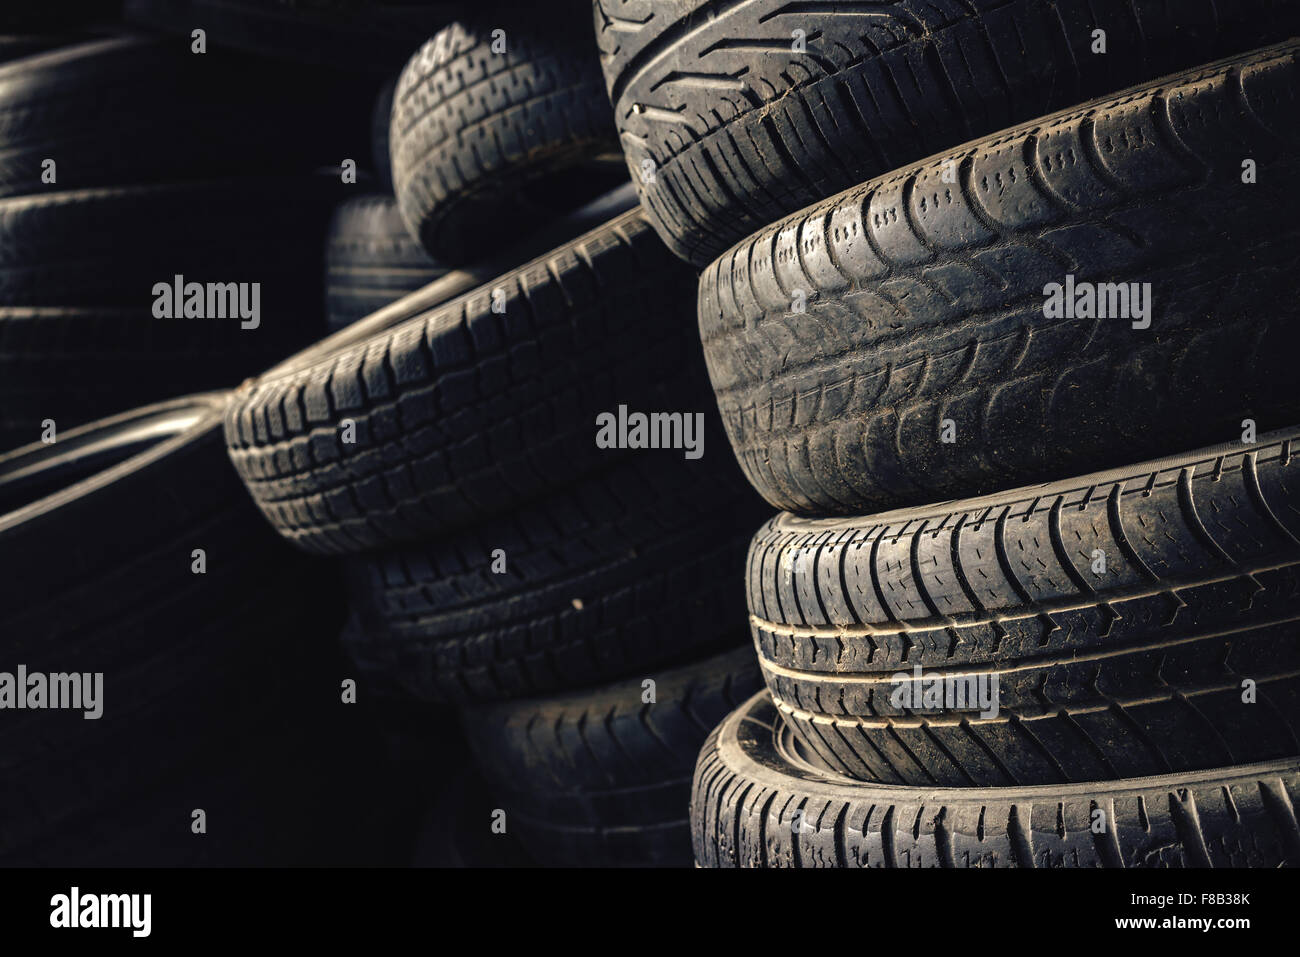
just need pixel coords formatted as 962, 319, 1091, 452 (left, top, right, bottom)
341, 447, 766, 702
325, 194, 446, 332
391, 12, 625, 264
0, 34, 380, 198
225, 207, 710, 555
699, 44, 1300, 516
464, 645, 763, 867
691, 690, 1300, 867
746, 428, 1300, 787
596, 0, 1300, 265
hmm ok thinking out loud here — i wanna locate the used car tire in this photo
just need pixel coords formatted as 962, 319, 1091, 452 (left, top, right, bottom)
700, 44, 1300, 516
597, 0, 1300, 265
691, 690, 1300, 868
465, 645, 763, 866
225, 206, 709, 555
391, 13, 625, 264
747, 428, 1300, 787
342, 450, 765, 702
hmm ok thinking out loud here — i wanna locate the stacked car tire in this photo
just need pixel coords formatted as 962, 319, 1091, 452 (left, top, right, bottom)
0, 6, 452, 866
217, 7, 773, 867
5, 0, 1299, 871
588, 1, 1300, 867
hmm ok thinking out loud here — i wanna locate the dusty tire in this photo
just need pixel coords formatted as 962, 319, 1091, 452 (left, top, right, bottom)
465, 645, 763, 867
691, 691, 1300, 868
0, 35, 380, 198
225, 207, 709, 555
341, 450, 765, 702
700, 44, 1300, 516
597, 0, 1300, 266
325, 194, 446, 332
391, 14, 624, 264
747, 428, 1300, 787
0, 179, 337, 446
0, 395, 385, 865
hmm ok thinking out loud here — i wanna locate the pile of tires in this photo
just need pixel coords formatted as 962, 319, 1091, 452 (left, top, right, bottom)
6, 0, 1299, 873
326, 3, 630, 332
0, 4, 447, 867
0, 2, 424, 450
0, 393, 423, 865
590, 2, 1300, 867
224, 196, 772, 865
215, 5, 772, 867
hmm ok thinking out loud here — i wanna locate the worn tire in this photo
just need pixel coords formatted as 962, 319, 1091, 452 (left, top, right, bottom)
747, 428, 1300, 787
597, 0, 1300, 266
342, 447, 765, 702
691, 691, 1300, 868
391, 14, 624, 264
700, 44, 1300, 517
0, 35, 380, 198
225, 207, 709, 555
0, 395, 385, 865
325, 194, 446, 332
465, 645, 763, 867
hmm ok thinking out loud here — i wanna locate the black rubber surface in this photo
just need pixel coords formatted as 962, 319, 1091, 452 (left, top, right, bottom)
0, 34, 381, 198
0, 179, 339, 449
691, 690, 1300, 867
597, 0, 1300, 265
747, 428, 1300, 787
0, 394, 393, 866
225, 206, 712, 555
325, 194, 446, 332
464, 645, 763, 866
391, 12, 624, 264
341, 450, 765, 702
700, 44, 1300, 516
